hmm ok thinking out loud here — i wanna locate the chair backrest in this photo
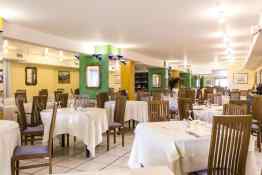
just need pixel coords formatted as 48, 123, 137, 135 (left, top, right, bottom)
60, 93, 68, 108
39, 89, 48, 97
252, 96, 262, 122
240, 90, 248, 97
16, 99, 27, 131
213, 94, 222, 105
54, 91, 63, 102
177, 98, 193, 120
208, 115, 252, 175
31, 95, 48, 126
151, 92, 162, 101
223, 104, 248, 115
15, 90, 27, 105
48, 103, 58, 156
74, 88, 80, 95
114, 96, 127, 124
148, 100, 169, 122
230, 91, 240, 101
96, 92, 109, 108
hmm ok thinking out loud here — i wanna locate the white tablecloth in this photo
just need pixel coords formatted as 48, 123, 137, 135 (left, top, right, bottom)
128, 121, 258, 175
54, 166, 174, 175
105, 101, 148, 122
193, 105, 223, 123
0, 120, 21, 175
41, 107, 108, 157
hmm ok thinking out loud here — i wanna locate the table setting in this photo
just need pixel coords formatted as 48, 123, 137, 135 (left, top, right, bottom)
128, 120, 258, 175
193, 104, 223, 123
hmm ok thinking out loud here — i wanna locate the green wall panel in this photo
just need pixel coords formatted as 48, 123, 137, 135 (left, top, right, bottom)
148, 67, 166, 92
79, 54, 109, 99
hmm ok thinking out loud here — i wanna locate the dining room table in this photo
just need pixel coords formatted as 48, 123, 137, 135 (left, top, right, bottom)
105, 100, 149, 122
40, 107, 108, 157
128, 120, 259, 175
0, 120, 21, 175
193, 104, 223, 123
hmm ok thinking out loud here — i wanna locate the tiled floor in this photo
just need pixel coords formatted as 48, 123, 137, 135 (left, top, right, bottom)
20, 132, 133, 175
19, 131, 262, 175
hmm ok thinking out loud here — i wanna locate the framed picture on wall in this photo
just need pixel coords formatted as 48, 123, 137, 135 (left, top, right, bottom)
25, 67, 37, 85
86, 65, 100, 88
0, 69, 3, 83
58, 71, 70, 84
152, 73, 161, 88
233, 73, 248, 84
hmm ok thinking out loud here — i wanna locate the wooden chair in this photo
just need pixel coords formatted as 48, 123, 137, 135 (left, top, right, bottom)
55, 93, 68, 108
54, 91, 63, 102
230, 91, 240, 101
251, 96, 262, 152
151, 92, 162, 101
229, 100, 249, 113
223, 104, 248, 115
96, 92, 109, 108
15, 90, 27, 105
39, 89, 48, 97
240, 90, 248, 97
148, 100, 169, 122
74, 88, 80, 95
31, 96, 48, 126
11, 103, 58, 175
207, 115, 252, 175
106, 96, 127, 151
177, 98, 193, 120
16, 99, 44, 145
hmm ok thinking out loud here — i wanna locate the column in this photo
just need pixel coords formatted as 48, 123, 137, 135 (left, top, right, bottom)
120, 60, 135, 100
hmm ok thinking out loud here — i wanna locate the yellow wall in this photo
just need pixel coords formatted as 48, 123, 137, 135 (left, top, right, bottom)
120, 61, 135, 100
227, 65, 255, 90
170, 69, 180, 79
10, 62, 79, 101
0, 17, 4, 31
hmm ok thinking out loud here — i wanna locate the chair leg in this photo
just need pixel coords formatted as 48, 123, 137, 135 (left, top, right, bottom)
11, 158, 15, 175
258, 132, 261, 152
61, 134, 65, 147
106, 130, 110, 151
25, 136, 28, 145
113, 129, 116, 144
128, 120, 131, 128
49, 157, 52, 174
133, 120, 136, 129
30, 135, 34, 145
16, 160, 19, 175
74, 136, 76, 143
66, 134, 70, 147
121, 128, 125, 147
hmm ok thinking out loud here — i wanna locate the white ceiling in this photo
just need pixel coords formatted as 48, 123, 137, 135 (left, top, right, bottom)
1, 0, 262, 65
